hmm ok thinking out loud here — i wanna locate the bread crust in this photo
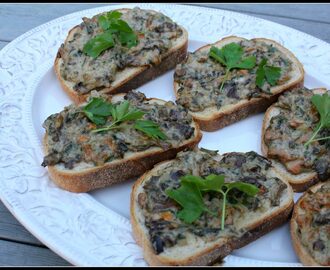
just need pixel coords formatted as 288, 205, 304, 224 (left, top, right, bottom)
130, 159, 294, 266
43, 96, 202, 193
261, 88, 329, 192
54, 8, 189, 105
173, 36, 305, 132
290, 182, 328, 266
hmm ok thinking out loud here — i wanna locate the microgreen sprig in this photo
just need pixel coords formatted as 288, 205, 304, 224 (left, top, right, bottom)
166, 174, 259, 230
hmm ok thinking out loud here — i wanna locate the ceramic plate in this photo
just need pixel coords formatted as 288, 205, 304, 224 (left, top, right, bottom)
1, 3, 329, 266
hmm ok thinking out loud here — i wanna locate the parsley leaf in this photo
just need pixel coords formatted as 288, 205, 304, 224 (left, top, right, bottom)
180, 174, 225, 192
118, 31, 139, 48
83, 97, 167, 141
165, 181, 210, 224
83, 11, 138, 58
134, 120, 167, 140
209, 43, 256, 92
83, 32, 114, 58
256, 58, 281, 88
166, 174, 259, 230
106, 10, 122, 22
98, 15, 110, 31
304, 92, 330, 146
83, 97, 113, 125
92, 100, 145, 132
224, 182, 260, 197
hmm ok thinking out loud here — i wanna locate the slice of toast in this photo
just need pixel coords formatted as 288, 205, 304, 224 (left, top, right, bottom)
131, 148, 294, 266
261, 88, 329, 192
290, 181, 330, 266
55, 8, 188, 104
173, 36, 304, 131
42, 92, 202, 193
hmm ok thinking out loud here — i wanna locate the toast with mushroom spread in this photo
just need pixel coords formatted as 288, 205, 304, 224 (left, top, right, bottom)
174, 36, 304, 131
55, 7, 188, 104
291, 181, 330, 266
131, 148, 294, 266
41, 91, 201, 192
262, 87, 330, 192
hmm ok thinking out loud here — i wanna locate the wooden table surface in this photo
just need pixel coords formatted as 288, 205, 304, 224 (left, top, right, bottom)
0, 3, 329, 266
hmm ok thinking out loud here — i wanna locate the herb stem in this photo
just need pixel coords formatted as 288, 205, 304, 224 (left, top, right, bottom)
92, 120, 121, 133
307, 135, 330, 143
304, 123, 323, 147
219, 68, 230, 92
219, 190, 227, 231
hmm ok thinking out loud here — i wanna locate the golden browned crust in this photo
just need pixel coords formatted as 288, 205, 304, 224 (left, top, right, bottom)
54, 8, 189, 105
261, 88, 329, 192
290, 182, 327, 266
288, 176, 319, 193
173, 36, 305, 132
130, 162, 294, 266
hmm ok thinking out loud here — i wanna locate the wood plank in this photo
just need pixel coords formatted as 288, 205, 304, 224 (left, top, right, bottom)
0, 4, 110, 41
191, 4, 330, 23
190, 4, 330, 43
0, 239, 71, 266
0, 201, 42, 246
1, 4, 330, 43
245, 12, 330, 44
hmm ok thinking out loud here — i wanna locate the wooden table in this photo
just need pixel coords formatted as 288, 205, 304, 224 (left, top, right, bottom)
0, 3, 329, 266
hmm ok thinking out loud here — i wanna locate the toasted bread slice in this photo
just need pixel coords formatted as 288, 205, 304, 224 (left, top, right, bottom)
42, 92, 202, 193
55, 8, 188, 104
290, 181, 330, 266
173, 36, 304, 131
131, 149, 294, 266
261, 88, 329, 192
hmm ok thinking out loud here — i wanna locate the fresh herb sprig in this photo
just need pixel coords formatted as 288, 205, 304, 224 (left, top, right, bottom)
256, 58, 281, 88
83, 97, 166, 140
304, 93, 330, 146
209, 43, 256, 92
166, 174, 259, 230
83, 11, 138, 58
134, 120, 167, 140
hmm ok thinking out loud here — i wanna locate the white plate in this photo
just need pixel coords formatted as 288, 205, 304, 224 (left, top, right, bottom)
0, 3, 329, 266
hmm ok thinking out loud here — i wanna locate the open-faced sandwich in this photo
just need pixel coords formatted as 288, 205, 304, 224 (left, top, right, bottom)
174, 36, 304, 131
291, 181, 330, 266
55, 7, 188, 104
131, 148, 294, 265
262, 87, 330, 192
41, 91, 202, 192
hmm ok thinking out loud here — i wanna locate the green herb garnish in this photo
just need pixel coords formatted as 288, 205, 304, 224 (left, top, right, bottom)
134, 120, 167, 141
256, 58, 281, 88
304, 93, 330, 146
83, 33, 115, 59
166, 174, 259, 230
83, 97, 166, 140
83, 97, 113, 125
83, 11, 138, 58
209, 43, 256, 92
